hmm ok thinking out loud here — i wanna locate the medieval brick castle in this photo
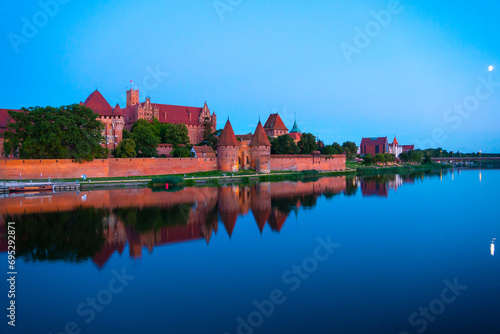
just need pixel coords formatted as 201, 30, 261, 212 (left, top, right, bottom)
0, 87, 345, 177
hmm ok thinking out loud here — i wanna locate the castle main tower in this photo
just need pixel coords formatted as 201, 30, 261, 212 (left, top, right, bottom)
126, 88, 139, 107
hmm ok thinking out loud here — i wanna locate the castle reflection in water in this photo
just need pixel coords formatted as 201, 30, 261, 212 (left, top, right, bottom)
0, 171, 445, 269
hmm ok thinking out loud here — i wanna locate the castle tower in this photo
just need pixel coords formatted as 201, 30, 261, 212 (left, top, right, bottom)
217, 119, 240, 172
249, 121, 272, 173
126, 88, 139, 107
211, 112, 217, 133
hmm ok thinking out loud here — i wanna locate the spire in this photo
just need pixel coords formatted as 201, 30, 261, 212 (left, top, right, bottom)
290, 112, 301, 133
250, 121, 271, 146
217, 119, 239, 146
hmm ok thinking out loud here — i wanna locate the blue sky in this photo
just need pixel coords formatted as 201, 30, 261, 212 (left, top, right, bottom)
1, 0, 499, 152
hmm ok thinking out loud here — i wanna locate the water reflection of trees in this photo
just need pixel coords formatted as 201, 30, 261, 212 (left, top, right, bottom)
2, 174, 434, 265
9, 208, 107, 262
114, 204, 194, 232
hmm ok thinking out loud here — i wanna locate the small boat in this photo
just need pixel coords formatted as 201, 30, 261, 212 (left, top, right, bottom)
9, 185, 53, 193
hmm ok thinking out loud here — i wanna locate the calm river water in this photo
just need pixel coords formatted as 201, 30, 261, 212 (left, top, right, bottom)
0, 169, 499, 334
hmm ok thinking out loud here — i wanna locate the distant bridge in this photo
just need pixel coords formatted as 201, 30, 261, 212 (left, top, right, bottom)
431, 157, 500, 162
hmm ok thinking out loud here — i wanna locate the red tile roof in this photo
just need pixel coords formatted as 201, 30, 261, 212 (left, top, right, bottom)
391, 136, 399, 146
250, 121, 272, 146
217, 119, 239, 146
113, 103, 124, 116
288, 132, 301, 141
402, 145, 414, 151
252, 207, 270, 233
360, 137, 388, 146
83, 90, 114, 116
264, 113, 288, 131
147, 103, 203, 125
221, 212, 238, 237
192, 145, 216, 157
236, 134, 253, 142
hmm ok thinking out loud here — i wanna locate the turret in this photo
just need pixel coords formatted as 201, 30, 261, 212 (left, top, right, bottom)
217, 119, 240, 172
249, 121, 272, 173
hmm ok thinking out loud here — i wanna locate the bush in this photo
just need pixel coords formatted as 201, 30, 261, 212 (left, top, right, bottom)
148, 176, 184, 187
172, 147, 191, 158
301, 170, 319, 176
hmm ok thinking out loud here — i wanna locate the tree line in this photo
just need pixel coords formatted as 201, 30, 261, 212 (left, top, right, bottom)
270, 133, 358, 158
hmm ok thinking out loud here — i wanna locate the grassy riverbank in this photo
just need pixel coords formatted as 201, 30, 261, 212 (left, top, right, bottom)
2, 162, 452, 190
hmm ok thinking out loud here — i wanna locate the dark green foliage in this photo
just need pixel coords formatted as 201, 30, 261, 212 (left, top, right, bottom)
131, 119, 159, 157
399, 150, 423, 163
122, 129, 132, 140
384, 153, 396, 163
148, 176, 184, 187
298, 133, 318, 154
321, 142, 343, 155
203, 129, 222, 150
9, 208, 106, 262
375, 153, 386, 163
114, 205, 193, 232
301, 170, 319, 176
270, 134, 300, 154
363, 153, 374, 165
4, 104, 107, 161
114, 138, 137, 158
172, 146, 191, 157
342, 141, 358, 159
202, 117, 213, 143
163, 123, 190, 147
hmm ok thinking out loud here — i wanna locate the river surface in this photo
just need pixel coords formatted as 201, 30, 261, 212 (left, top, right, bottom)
0, 169, 499, 334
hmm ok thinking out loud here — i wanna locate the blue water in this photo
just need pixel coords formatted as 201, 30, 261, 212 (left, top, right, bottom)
1, 169, 499, 334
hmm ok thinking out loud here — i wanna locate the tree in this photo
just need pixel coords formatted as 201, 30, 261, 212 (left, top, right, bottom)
423, 155, 432, 164
3, 104, 107, 161
202, 117, 213, 143
332, 142, 343, 154
363, 153, 374, 165
172, 146, 191, 157
298, 133, 318, 154
122, 129, 132, 140
375, 153, 386, 164
384, 153, 395, 164
399, 151, 409, 162
271, 135, 300, 154
151, 118, 167, 143
342, 141, 358, 159
164, 123, 190, 147
114, 138, 137, 158
203, 129, 222, 150
131, 120, 159, 157
409, 150, 423, 163
321, 145, 337, 155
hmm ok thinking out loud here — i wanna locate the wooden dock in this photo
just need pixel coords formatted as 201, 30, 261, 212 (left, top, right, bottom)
0, 181, 80, 194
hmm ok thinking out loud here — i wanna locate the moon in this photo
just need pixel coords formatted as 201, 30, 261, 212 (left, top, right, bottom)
489, 65, 494, 72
